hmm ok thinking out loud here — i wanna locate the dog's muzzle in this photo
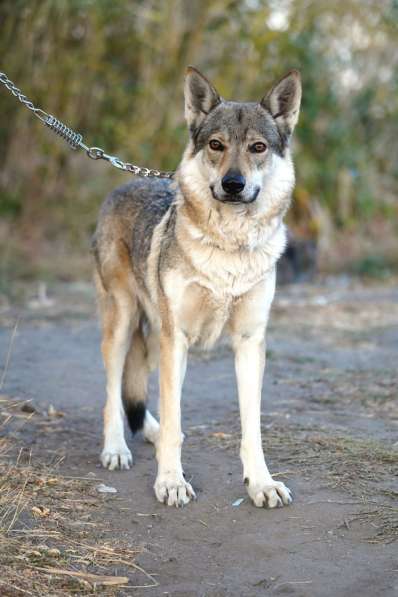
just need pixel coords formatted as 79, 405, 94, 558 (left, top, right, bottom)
222, 172, 246, 195
210, 184, 260, 204
211, 169, 259, 204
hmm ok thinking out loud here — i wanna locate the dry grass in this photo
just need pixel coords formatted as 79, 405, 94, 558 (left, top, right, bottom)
206, 421, 398, 543
0, 397, 158, 596
306, 369, 398, 418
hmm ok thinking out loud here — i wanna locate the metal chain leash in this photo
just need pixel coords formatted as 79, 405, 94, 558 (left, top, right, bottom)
0, 71, 174, 179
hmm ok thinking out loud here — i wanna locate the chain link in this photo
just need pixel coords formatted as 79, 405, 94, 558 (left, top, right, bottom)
0, 71, 174, 179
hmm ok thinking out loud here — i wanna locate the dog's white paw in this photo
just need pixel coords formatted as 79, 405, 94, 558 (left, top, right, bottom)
101, 444, 133, 470
245, 478, 292, 508
154, 472, 196, 507
143, 411, 160, 446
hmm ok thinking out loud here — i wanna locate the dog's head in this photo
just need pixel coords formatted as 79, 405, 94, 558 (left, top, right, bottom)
180, 66, 301, 211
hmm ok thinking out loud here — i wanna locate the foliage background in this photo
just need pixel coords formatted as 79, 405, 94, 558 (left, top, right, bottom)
0, 0, 397, 284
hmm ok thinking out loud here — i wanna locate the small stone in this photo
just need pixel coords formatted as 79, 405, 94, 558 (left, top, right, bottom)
96, 483, 117, 494
47, 404, 64, 417
232, 498, 245, 507
21, 402, 37, 414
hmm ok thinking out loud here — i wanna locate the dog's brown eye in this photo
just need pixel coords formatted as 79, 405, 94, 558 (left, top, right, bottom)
209, 139, 224, 151
250, 142, 267, 153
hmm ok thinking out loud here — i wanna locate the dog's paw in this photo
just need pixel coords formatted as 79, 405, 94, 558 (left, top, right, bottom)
245, 478, 292, 508
143, 411, 160, 446
101, 445, 133, 471
154, 472, 196, 507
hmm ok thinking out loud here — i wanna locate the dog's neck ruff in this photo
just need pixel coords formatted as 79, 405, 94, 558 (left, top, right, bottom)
178, 199, 284, 253
175, 170, 286, 255
172, 188, 286, 299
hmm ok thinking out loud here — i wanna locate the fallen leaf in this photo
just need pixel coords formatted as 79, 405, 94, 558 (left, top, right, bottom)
26, 550, 42, 558
211, 432, 232, 439
31, 506, 50, 518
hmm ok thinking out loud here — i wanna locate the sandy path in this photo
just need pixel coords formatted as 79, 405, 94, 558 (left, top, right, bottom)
1, 280, 397, 596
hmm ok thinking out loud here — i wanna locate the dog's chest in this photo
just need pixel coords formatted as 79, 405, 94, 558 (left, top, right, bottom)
178, 281, 234, 348
189, 243, 272, 298
167, 218, 285, 348
176, 254, 269, 348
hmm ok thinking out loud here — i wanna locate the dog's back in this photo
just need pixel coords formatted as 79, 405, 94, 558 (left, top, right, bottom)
93, 178, 175, 286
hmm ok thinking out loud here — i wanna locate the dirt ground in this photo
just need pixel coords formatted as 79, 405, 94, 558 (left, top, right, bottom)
0, 277, 397, 596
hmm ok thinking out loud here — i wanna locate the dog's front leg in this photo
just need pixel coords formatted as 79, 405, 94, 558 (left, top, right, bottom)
233, 330, 292, 508
154, 328, 195, 507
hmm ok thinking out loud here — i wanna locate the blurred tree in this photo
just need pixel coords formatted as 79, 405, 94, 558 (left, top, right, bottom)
0, 0, 397, 280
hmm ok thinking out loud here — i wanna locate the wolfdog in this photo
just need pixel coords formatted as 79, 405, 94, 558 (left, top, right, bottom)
93, 66, 302, 508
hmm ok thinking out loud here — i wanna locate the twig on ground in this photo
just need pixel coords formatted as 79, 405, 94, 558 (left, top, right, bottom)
0, 318, 20, 391
34, 566, 129, 586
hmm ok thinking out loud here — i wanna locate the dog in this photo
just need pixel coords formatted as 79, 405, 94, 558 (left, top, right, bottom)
92, 66, 302, 508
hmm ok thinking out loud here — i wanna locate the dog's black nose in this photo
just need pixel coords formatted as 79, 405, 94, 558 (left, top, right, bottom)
222, 171, 246, 194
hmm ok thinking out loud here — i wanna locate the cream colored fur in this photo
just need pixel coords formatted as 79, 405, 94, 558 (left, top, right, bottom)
96, 67, 301, 509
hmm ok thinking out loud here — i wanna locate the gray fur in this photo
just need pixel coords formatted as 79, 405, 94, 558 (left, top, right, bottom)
261, 70, 302, 144
184, 66, 221, 133
93, 178, 176, 285
94, 67, 302, 508
192, 101, 285, 156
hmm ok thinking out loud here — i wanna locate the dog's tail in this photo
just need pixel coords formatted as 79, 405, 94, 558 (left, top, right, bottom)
122, 321, 156, 436
122, 399, 146, 434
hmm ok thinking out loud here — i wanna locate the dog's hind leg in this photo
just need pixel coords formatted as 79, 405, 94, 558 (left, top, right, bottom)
99, 287, 136, 470
94, 238, 139, 471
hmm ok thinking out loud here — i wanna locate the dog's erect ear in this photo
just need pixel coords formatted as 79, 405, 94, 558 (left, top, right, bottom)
261, 70, 302, 140
184, 66, 221, 132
